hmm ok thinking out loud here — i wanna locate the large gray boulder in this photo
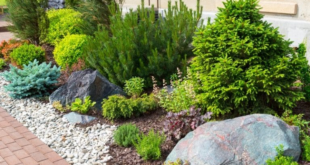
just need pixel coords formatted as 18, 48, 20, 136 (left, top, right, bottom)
166, 114, 301, 165
49, 69, 126, 111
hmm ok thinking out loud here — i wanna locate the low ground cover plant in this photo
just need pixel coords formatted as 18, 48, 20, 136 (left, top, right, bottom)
113, 124, 140, 147
156, 68, 198, 113
134, 129, 165, 160
84, 0, 203, 87
1, 60, 60, 99
190, 0, 305, 116
102, 77, 157, 120
10, 44, 45, 67
164, 106, 212, 141
46, 9, 84, 45
265, 145, 298, 165
53, 34, 87, 69
71, 96, 96, 114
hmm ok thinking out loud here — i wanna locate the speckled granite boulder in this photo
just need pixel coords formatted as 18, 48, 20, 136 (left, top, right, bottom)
166, 114, 301, 165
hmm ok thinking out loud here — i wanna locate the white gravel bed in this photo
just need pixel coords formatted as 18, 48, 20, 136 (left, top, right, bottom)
0, 75, 117, 165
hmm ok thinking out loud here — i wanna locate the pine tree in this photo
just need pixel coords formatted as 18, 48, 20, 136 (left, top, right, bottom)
76, 0, 117, 36
84, 0, 203, 87
6, 0, 49, 45
191, 0, 304, 116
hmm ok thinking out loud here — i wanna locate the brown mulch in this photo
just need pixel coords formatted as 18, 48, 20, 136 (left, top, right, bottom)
77, 108, 176, 165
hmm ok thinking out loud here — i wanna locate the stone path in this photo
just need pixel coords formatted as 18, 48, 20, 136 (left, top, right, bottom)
0, 107, 69, 165
0, 14, 14, 41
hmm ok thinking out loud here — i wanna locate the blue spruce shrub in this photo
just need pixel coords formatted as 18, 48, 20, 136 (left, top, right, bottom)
1, 59, 61, 99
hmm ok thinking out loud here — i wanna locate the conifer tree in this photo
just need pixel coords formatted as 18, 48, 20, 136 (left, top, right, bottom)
6, 0, 49, 45
84, 0, 202, 87
191, 0, 304, 116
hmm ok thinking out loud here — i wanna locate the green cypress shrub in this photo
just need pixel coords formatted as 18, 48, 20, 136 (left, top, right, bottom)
10, 44, 45, 67
190, 0, 304, 116
53, 34, 87, 69
1, 60, 61, 99
84, 0, 203, 87
296, 43, 310, 101
6, 0, 49, 45
45, 9, 84, 45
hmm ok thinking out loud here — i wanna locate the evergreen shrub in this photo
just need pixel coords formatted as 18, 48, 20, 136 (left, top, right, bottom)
76, 0, 116, 36
102, 94, 157, 120
113, 124, 140, 147
134, 129, 165, 160
46, 9, 84, 45
190, 0, 304, 116
6, 0, 49, 45
84, 0, 203, 87
53, 34, 87, 69
10, 44, 45, 67
296, 43, 310, 101
1, 60, 61, 99
0, 58, 5, 69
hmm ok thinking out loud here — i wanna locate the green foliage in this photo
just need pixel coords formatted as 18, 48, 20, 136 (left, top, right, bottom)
46, 9, 84, 45
124, 77, 144, 98
76, 0, 116, 36
134, 129, 165, 160
1, 60, 61, 99
0, 58, 5, 70
266, 145, 298, 165
6, 0, 49, 45
71, 96, 96, 114
156, 69, 197, 112
65, 0, 82, 8
10, 44, 45, 67
297, 43, 310, 101
53, 34, 87, 69
280, 110, 310, 161
164, 159, 190, 165
84, 0, 203, 87
102, 94, 157, 120
190, 0, 304, 116
113, 124, 140, 147
302, 135, 310, 161
52, 101, 70, 112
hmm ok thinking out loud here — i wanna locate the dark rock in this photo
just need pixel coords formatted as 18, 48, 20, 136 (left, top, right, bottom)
63, 112, 96, 124
49, 69, 126, 111
166, 114, 301, 165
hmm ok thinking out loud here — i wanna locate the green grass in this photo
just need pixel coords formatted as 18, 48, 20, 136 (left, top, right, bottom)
0, 0, 6, 6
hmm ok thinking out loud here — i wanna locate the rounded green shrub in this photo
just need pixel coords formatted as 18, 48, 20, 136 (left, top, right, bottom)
10, 44, 45, 67
53, 34, 87, 69
46, 9, 84, 45
113, 124, 140, 147
0, 58, 5, 69
190, 0, 305, 116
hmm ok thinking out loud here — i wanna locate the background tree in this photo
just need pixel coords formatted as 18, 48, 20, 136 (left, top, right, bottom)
5, 0, 49, 45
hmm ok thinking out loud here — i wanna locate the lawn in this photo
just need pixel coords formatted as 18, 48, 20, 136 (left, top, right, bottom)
0, 0, 6, 6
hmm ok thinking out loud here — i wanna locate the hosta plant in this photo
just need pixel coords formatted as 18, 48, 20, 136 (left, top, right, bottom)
164, 106, 212, 141
1, 60, 60, 99
190, 0, 304, 116
71, 96, 96, 114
